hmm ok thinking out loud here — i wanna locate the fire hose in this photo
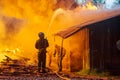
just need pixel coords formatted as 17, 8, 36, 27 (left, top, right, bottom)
45, 67, 70, 80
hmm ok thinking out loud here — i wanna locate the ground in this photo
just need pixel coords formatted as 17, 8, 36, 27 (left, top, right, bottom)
0, 71, 120, 80
0, 59, 120, 80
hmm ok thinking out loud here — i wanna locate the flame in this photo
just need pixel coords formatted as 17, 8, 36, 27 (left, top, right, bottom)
82, 2, 98, 10
0, 48, 22, 62
0, 0, 56, 64
0, 0, 118, 71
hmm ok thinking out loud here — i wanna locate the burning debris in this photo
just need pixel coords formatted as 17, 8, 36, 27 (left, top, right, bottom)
0, 48, 33, 75
0, 55, 38, 76
0, 55, 77, 80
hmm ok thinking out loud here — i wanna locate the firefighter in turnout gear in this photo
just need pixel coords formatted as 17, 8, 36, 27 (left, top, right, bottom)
35, 32, 49, 73
54, 45, 66, 71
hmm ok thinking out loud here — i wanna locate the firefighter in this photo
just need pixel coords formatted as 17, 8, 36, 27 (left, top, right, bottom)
35, 32, 49, 73
54, 45, 66, 71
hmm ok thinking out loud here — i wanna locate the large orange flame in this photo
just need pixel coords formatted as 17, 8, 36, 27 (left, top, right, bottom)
0, 0, 98, 67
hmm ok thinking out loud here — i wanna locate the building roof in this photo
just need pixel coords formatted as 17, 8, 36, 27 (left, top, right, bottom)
55, 6, 120, 39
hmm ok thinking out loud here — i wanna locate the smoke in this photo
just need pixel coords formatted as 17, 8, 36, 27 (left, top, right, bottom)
0, 0, 119, 64
0, 0, 57, 63
75, 0, 120, 9
0, 15, 24, 46
105, 0, 118, 9
1, 16, 23, 40
0, 18, 5, 42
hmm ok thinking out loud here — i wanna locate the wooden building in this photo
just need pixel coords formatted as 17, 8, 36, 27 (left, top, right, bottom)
53, 7, 120, 74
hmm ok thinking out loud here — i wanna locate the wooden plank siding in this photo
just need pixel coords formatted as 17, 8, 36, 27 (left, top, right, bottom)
89, 15, 120, 74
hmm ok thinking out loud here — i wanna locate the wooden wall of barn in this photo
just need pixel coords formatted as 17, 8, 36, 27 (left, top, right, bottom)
53, 28, 90, 72
89, 15, 120, 75
69, 28, 90, 72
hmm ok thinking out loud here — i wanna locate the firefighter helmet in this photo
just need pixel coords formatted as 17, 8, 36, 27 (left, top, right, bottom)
38, 32, 44, 38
